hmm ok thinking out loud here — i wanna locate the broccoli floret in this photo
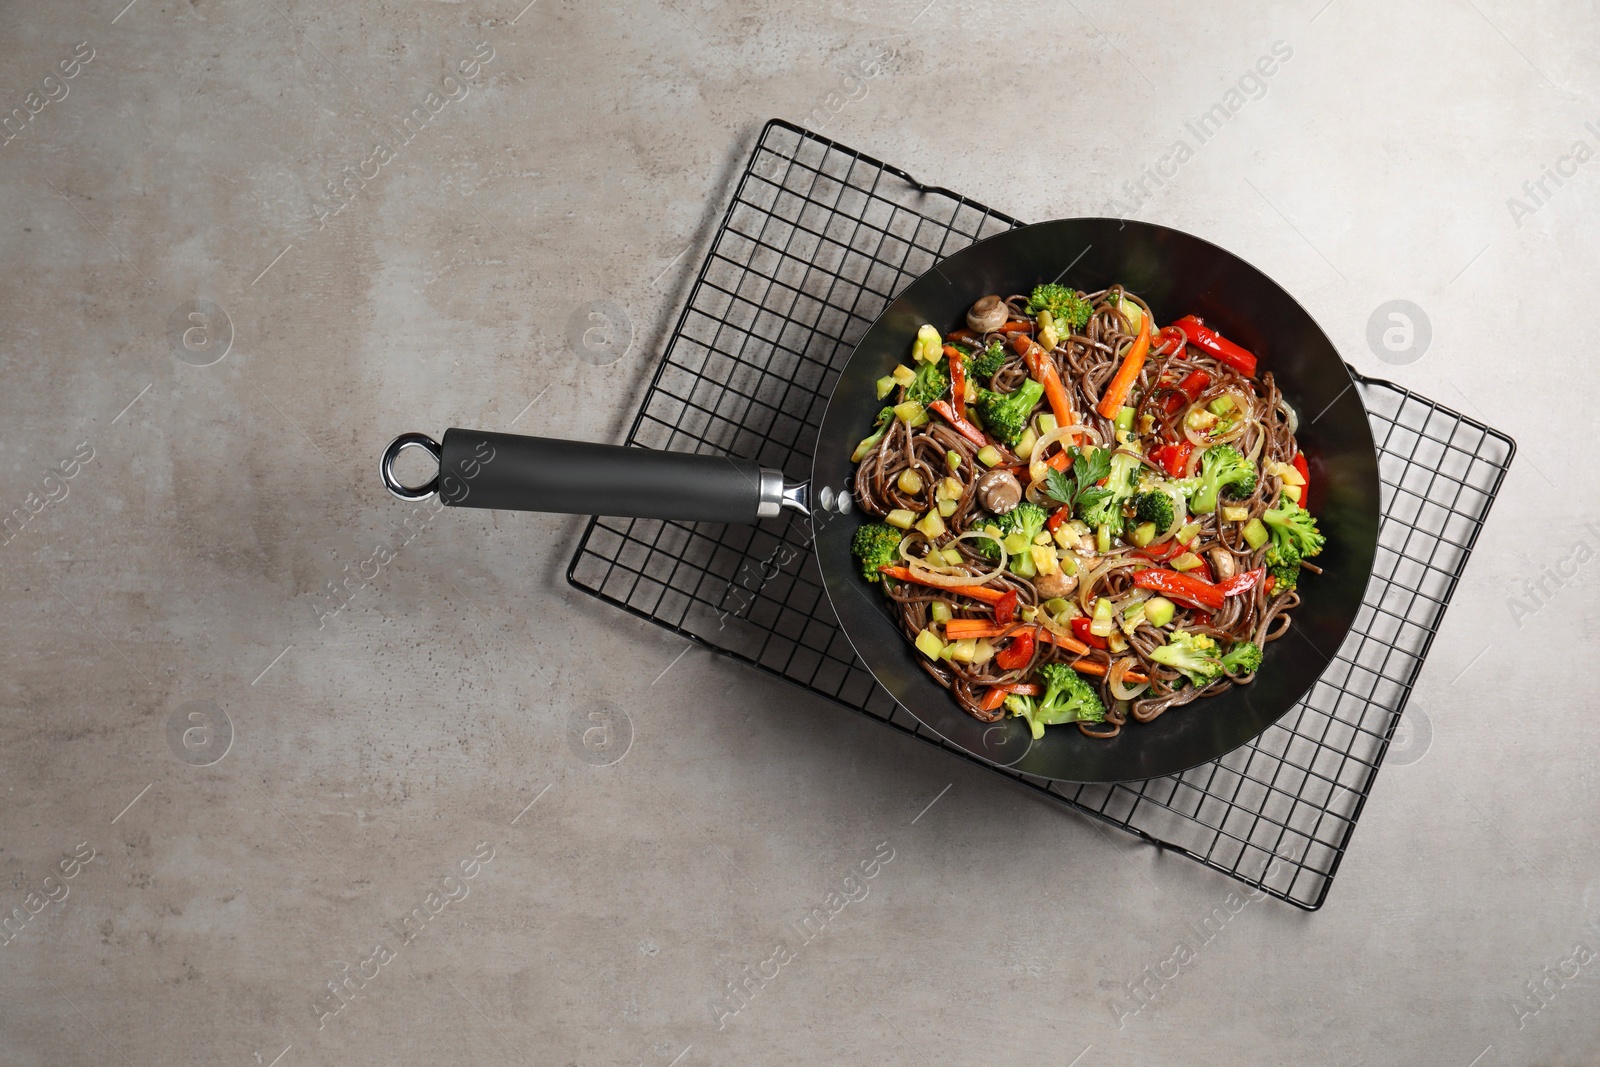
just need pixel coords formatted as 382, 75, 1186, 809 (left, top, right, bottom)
905, 358, 951, 405
1190, 444, 1258, 514
1263, 499, 1325, 559
1024, 284, 1093, 331
1265, 542, 1301, 592
1149, 630, 1223, 687
965, 340, 1008, 381
1006, 663, 1106, 739
1132, 489, 1175, 531
1221, 641, 1263, 676
850, 523, 902, 583
971, 501, 1048, 559
850, 407, 895, 462
1079, 450, 1142, 529
974, 378, 1045, 446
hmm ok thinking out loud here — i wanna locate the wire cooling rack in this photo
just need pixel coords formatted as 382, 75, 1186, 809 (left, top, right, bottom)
566, 120, 1515, 909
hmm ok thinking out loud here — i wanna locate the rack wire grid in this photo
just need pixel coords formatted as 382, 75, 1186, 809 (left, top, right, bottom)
566, 120, 1516, 910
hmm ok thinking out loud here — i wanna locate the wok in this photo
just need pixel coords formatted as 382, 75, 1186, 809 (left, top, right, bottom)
382, 219, 1380, 782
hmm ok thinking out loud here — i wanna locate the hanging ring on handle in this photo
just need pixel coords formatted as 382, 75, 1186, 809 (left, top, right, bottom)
381, 433, 442, 501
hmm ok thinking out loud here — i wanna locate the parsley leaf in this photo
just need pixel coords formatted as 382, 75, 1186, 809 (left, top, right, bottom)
1041, 446, 1116, 521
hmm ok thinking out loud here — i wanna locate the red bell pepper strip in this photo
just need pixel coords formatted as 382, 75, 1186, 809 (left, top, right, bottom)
877, 565, 1008, 605
1136, 539, 1183, 562
944, 344, 969, 410
1133, 568, 1226, 610
1216, 567, 1264, 598
1151, 441, 1194, 478
1012, 334, 1077, 431
1046, 506, 1072, 534
1095, 313, 1152, 419
1292, 452, 1311, 511
1171, 315, 1258, 377
1070, 616, 1109, 650
927, 400, 987, 447
994, 630, 1036, 671
1162, 369, 1212, 415
993, 589, 1019, 625
1154, 325, 1187, 356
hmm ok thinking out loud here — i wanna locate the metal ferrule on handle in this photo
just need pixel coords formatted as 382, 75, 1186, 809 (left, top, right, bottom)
381, 428, 806, 525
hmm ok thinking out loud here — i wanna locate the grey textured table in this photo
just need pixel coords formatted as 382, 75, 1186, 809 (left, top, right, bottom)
1, 2, 1594, 1065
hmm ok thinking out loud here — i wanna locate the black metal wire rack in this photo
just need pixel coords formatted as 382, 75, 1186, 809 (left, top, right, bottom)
566, 120, 1515, 909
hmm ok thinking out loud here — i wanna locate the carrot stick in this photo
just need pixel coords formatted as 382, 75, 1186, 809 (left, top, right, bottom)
1063, 656, 1150, 684
978, 686, 1008, 712
1032, 626, 1092, 657
877, 565, 1007, 604
943, 619, 1013, 640
1012, 335, 1076, 431
1000, 321, 1035, 333
1095, 314, 1151, 419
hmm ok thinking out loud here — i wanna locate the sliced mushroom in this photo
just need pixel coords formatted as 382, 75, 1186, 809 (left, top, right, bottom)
1034, 570, 1078, 598
967, 295, 1009, 334
974, 468, 1022, 515
1207, 547, 1237, 582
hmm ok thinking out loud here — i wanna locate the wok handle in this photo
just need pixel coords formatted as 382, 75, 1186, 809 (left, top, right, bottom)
382, 428, 806, 525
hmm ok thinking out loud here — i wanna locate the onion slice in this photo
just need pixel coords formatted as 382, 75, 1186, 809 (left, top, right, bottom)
1109, 657, 1150, 701
897, 530, 1009, 587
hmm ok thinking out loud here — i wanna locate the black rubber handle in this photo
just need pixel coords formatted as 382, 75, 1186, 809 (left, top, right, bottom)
437, 428, 765, 524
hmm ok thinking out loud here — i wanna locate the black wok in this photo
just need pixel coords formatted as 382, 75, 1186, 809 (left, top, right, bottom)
382, 218, 1381, 783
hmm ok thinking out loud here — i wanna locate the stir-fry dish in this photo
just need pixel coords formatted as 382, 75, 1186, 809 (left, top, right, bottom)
849, 284, 1325, 739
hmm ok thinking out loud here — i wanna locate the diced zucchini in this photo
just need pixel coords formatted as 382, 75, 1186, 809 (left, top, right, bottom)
876, 375, 896, 400
1033, 531, 1053, 546
976, 445, 1003, 468
940, 547, 965, 567
1042, 597, 1072, 617
1057, 553, 1078, 576
937, 498, 958, 518
915, 628, 944, 660
1011, 549, 1037, 578
1036, 414, 1058, 435
1037, 310, 1058, 350
894, 401, 929, 427
937, 477, 963, 501
1208, 395, 1235, 416
930, 600, 952, 624
1283, 484, 1303, 503
1186, 408, 1218, 431
1176, 522, 1201, 545
1144, 596, 1175, 628
1002, 532, 1030, 555
1120, 601, 1145, 635
1015, 427, 1038, 461
885, 509, 918, 530
1137, 413, 1155, 434
946, 450, 963, 473
1130, 522, 1157, 548
972, 638, 996, 665
914, 324, 942, 363
1031, 545, 1058, 576
896, 469, 924, 495
916, 510, 946, 538
1221, 505, 1250, 523
1090, 597, 1115, 638
891, 364, 916, 386
1242, 517, 1270, 550
1107, 631, 1128, 653
1096, 523, 1112, 553
1115, 406, 1137, 432
949, 638, 978, 663
1171, 552, 1203, 572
